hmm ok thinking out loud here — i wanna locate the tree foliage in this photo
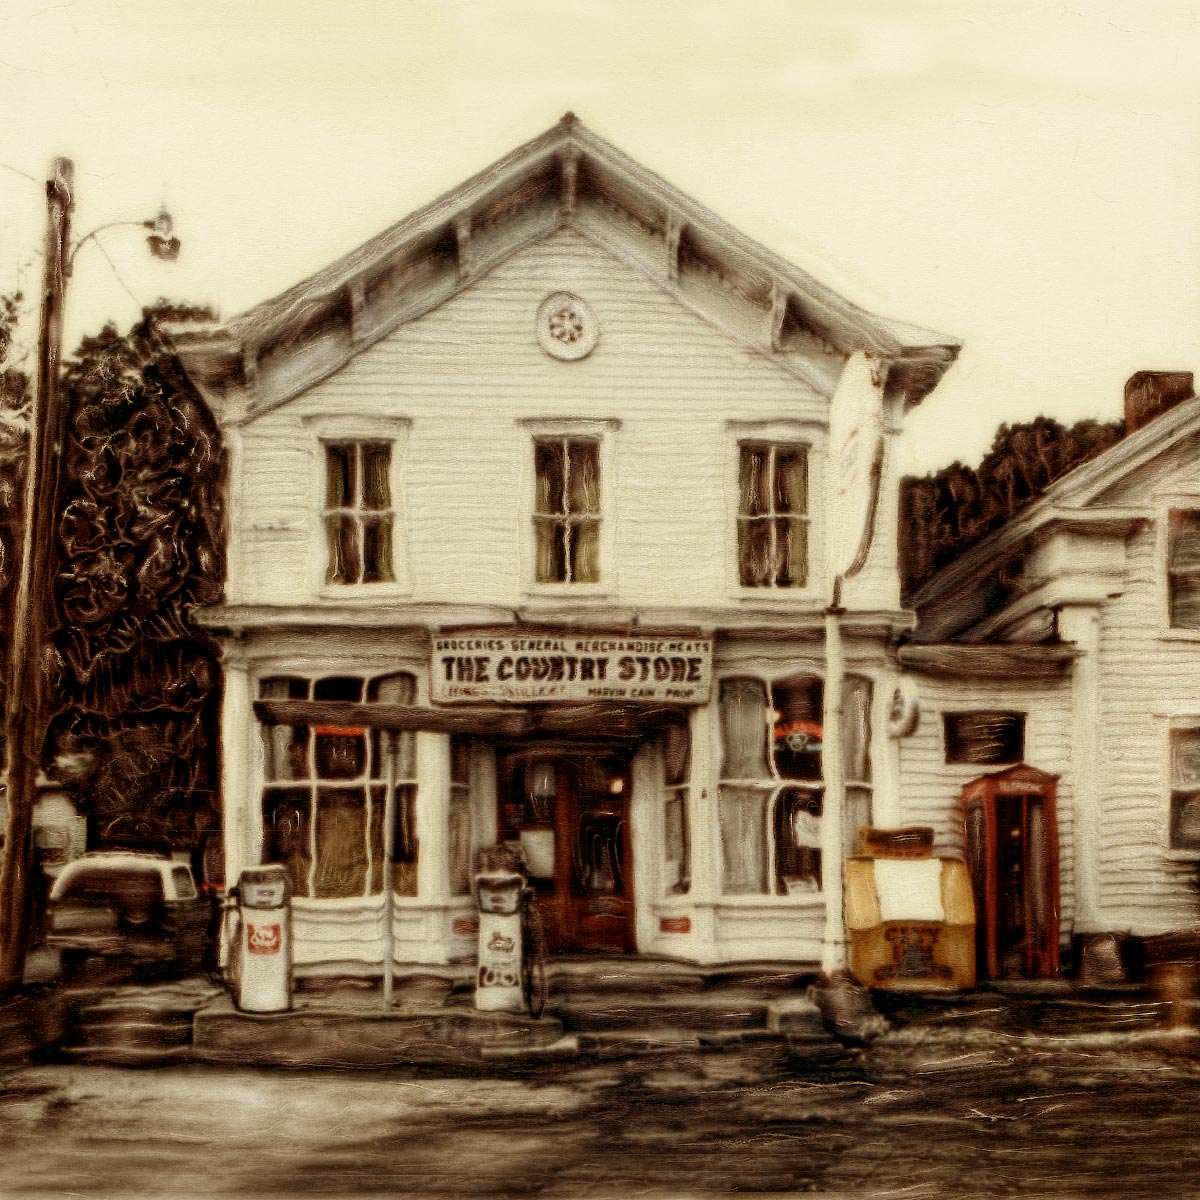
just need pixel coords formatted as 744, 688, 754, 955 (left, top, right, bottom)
46, 304, 225, 856
0, 292, 30, 652
900, 415, 1124, 598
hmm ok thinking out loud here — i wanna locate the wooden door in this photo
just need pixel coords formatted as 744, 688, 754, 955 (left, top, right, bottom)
963, 770, 1060, 980
497, 750, 633, 955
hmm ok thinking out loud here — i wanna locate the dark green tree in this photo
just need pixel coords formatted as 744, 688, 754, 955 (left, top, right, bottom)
45, 304, 225, 868
900, 416, 1125, 597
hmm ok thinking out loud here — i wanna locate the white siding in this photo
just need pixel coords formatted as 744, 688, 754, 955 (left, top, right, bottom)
1094, 520, 1200, 933
232, 228, 829, 610
896, 675, 1076, 938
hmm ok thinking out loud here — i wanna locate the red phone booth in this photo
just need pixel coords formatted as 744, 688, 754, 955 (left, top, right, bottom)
960, 764, 1061, 981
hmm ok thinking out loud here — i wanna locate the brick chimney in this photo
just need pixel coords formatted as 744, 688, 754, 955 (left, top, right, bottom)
1124, 370, 1194, 434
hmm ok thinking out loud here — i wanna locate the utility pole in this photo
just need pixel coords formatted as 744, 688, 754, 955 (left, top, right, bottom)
0, 158, 73, 993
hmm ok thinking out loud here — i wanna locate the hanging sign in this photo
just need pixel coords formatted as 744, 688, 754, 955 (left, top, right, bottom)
827, 351, 885, 579
431, 631, 713, 705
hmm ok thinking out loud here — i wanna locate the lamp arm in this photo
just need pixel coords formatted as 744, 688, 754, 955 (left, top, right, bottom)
67, 220, 152, 271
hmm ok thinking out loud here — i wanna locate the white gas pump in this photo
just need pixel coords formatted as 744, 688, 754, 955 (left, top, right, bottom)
474, 869, 526, 1013
232, 865, 293, 1013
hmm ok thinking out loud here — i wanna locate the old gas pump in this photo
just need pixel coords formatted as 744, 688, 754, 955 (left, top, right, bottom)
474, 865, 526, 1013
231, 865, 293, 1013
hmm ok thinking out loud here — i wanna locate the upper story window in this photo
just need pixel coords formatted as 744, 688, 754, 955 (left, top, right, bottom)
533, 436, 601, 584
323, 441, 394, 585
1168, 510, 1200, 628
737, 442, 808, 588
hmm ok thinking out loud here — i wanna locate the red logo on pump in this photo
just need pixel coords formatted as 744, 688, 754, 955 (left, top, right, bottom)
247, 923, 281, 954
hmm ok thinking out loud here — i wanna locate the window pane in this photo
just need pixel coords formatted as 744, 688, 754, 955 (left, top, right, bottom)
369, 672, 416, 705
567, 440, 600, 515
534, 440, 565, 515
449, 789, 472, 896
361, 515, 394, 583
261, 724, 310, 781
313, 788, 368, 898
361, 443, 391, 511
535, 516, 566, 583
1171, 571, 1200, 629
367, 786, 385, 895
325, 444, 355, 509
772, 676, 823, 781
775, 786, 821, 894
393, 783, 419, 896
737, 518, 774, 587
739, 444, 770, 516
1171, 729, 1200, 787
1170, 511, 1200, 570
943, 712, 1025, 765
663, 721, 690, 788
315, 728, 366, 780
719, 786, 769, 894
664, 791, 689, 896
327, 514, 361, 585
720, 678, 770, 779
1171, 792, 1200, 851
774, 447, 807, 515
259, 676, 309, 700
263, 788, 312, 900
572, 518, 600, 583
844, 785, 872, 859
775, 517, 807, 588
395, 730, 417, 780
314, 676, 364, 702
842, 676, 872, 783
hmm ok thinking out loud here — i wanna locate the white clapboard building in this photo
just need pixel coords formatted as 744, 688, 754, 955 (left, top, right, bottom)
902, 373, 1200, 982
173, 115, 966, 976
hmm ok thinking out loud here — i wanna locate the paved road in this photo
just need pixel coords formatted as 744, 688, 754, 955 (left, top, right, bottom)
1, 1035, 1199, 1199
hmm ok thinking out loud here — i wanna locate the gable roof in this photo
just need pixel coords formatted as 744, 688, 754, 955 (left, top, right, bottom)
170, 115, 959, 425
910, 392, 1200, 622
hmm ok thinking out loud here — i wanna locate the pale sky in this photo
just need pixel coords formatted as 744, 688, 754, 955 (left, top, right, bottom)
1, 0, 1198, 473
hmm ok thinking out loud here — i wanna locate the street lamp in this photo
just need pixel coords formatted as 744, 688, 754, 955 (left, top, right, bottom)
0, 157, 180, 992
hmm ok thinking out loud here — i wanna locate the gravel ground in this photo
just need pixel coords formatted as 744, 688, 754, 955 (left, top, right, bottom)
1, 1032, 1199, 1199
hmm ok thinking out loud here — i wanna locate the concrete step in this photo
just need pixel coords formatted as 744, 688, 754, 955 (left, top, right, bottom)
544, 959, 707, 996
549, 990, 771, 1032
73, 1016, 193, 1049
702, 966, 816, 995
65, 1042, 194, 1067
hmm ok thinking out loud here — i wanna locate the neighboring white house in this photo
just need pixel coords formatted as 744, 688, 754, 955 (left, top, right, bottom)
172, 116, 961, 976
905, 372, 1200, 981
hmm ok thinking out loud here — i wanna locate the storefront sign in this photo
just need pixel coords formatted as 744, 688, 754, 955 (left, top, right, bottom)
431, 632, 713, 705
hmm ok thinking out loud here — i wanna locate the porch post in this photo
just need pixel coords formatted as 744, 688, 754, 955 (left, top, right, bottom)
820, 608, 847, 974
1056, 602, 1104, 935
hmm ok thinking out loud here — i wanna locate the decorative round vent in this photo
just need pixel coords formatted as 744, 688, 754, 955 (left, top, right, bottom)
536, 292, 598, 361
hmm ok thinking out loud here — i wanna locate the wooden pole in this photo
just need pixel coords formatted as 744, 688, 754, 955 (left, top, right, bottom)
382, 732, 396, 1008
0, 158, 73, 992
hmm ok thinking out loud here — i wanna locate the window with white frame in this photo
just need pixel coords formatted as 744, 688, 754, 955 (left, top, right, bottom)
1170, 724, 1200, 851
259, 671, 423, 899
1168, 510, 1200, 628
737, 442, 808, 588
661, 719, 691, 897
323, 441, 395, 585
717, 673, 871, 895
533, 437, 601, 584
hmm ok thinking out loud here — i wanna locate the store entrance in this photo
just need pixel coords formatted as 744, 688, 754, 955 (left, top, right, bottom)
496, 747, 633, 954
